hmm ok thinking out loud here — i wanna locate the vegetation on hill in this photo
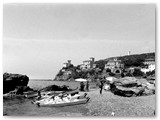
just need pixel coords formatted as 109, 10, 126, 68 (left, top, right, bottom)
103, 52, 155, 68
54, 52, 155, 81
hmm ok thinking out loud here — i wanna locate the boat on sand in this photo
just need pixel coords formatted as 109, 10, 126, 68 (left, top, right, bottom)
25, 87, 79, 98
36, 97, 90, 107
32, 93, 89, 107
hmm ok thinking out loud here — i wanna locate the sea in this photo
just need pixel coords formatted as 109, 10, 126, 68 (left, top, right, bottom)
3, 80, 96, 116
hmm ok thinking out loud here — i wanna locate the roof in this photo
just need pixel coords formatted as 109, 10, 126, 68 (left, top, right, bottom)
144, 58, 155, 61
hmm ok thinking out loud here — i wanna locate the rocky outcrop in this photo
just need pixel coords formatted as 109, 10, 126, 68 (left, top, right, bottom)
40, 85, 73, 92
109, 77, 155, 97
3, 73, 29, 94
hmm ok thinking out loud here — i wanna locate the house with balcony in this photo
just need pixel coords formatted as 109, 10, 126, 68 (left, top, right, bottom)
80, 57, 96, 70
141, 64, 155, 73
105, 58, 124, 74
143, 58, 155, 65
141, 58, 155, 73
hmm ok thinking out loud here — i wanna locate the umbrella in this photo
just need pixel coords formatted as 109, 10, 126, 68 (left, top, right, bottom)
106, 77, 117, 83
75, 78, 88, 82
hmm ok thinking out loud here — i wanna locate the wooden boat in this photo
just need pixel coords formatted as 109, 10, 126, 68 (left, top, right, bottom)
35, 97, 90, 107
32, 93, 88, 104
3, 90, 38, 99
24, 91, 39, 98
26, 87, 79, 99
3, 93, 25, 99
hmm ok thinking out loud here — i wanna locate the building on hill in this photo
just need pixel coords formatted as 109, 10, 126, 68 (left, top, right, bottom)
141, 58, 155, 73
63, 63, 68, 68
104, 58, 124, 74
126, 67, 141, 73
143, 58, 155, 65
80, 57, 96, 70
141, 64, 155, 74
63, 60, 72, 68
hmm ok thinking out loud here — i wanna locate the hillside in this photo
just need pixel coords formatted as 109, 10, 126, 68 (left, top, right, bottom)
54, 52, 155, 81
96, 52, 155, 69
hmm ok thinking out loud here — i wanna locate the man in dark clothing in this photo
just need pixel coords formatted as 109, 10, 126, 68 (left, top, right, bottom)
37, 91, 41, 100
99, 81, 104, 94
86, 81, 89, 91
80, 82, 85, 91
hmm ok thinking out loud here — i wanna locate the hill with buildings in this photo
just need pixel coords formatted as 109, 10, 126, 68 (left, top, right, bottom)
97, 52, 155, 69
53, 52, 155, 81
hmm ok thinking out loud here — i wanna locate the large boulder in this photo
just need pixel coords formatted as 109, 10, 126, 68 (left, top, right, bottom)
40, 85, 73, 92
3, 73, 29, 94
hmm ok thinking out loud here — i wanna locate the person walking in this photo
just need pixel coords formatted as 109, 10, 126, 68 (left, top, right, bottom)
99, 80, 104, 94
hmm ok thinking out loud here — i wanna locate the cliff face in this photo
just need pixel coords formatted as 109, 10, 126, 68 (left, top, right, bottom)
3, 73, 29, 94
54, 65, 103, 82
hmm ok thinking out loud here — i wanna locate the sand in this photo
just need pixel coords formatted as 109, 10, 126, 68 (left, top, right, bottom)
82, 89, 155, 117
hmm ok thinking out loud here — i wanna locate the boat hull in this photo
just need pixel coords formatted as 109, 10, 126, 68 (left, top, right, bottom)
32, 93, 88, 104
3, 94, 25, 99
37, 97, 90, 107
26, 87, 79, 98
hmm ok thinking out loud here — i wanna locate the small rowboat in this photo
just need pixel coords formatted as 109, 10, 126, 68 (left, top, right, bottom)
3, 91, 35, 99
3, 93, 25, 99
36, 97, 90, 107
26, 87, 79, 99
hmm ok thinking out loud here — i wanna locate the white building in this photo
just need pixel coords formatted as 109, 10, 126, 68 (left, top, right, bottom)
141, 64, 155, 73
148, 64, 155, 71
141, 58, 155, 73
63, 63, 68, 68
63, 60, 72, 68
143, 58, 155, 65
105, 58, 124, 73
80, 57, 96, 70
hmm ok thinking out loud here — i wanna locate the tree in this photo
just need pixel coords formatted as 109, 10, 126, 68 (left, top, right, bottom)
109, 72, 115, 76
132, 69, 144, 77
121, 72, 125, 77
94, 60, 107, 70
57, 70, 63, 76
106, 68, 111, 72
125, 72, 133, 77
146, 70, 155, 76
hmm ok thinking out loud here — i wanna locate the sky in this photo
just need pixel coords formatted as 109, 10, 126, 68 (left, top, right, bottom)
3, 4, 155, 79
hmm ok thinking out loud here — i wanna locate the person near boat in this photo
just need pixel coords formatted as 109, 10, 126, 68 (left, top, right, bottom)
80, 82, 85, 91
37, 91, 42, 100
86, 81, 89, 91
99, 80, 104, 95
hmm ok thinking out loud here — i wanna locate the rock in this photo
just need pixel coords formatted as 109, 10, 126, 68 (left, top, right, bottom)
40, 85, 73, 92
3, 72, 29, 94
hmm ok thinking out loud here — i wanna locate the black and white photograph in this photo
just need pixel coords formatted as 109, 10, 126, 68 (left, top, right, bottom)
3, 3, 156, 117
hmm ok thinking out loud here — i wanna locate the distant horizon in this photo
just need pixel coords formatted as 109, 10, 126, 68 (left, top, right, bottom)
3, 51, 155, 79
3, 4, 155, 79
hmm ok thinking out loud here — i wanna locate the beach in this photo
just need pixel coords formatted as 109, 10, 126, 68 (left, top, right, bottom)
84, 89, 155, 117
4, 80, 155, 116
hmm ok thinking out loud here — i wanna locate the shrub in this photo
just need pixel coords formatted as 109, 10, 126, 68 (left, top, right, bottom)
133, 69, 144, 76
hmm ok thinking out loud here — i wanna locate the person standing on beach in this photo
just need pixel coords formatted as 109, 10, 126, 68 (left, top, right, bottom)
80, 82, 85, 91
99, 80, 104, 94
86, 81, 89, 91
37, 91, 41, 100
